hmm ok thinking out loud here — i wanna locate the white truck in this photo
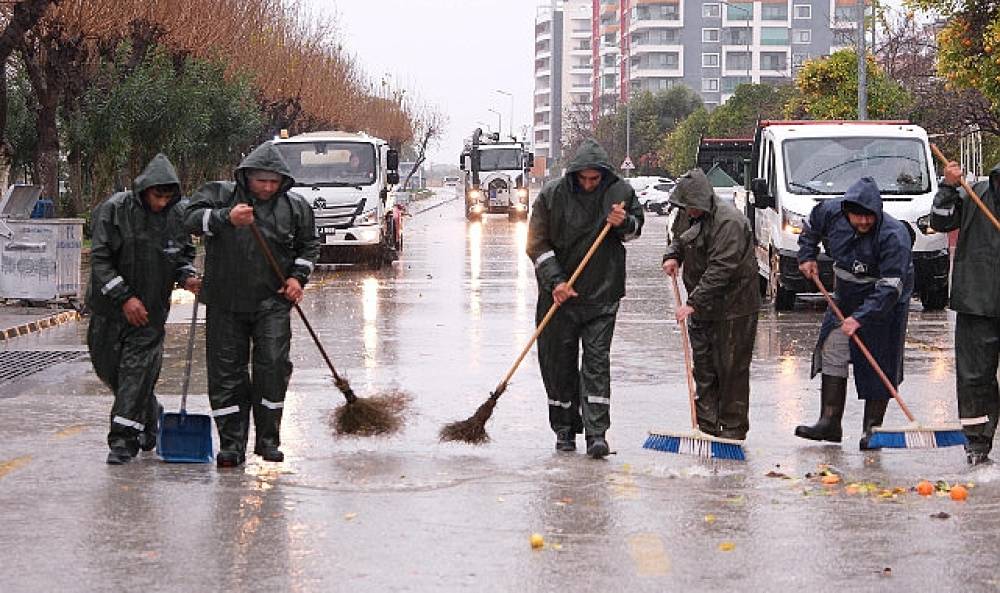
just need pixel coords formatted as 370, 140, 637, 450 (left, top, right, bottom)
271, 131, 403, 268
459, 128, 533, 221
738, 120, 951, 311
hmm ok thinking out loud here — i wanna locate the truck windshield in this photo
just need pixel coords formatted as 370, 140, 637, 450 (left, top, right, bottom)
478, 148, 523, 171
783, 137, 930, 195
274, 142, 377, 186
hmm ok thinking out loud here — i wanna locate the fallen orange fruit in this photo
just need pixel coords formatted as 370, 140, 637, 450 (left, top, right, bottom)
950, 485, 969, 501
916, 480, 934, 496
820, 474, 841, 485
530, 533, 545, 549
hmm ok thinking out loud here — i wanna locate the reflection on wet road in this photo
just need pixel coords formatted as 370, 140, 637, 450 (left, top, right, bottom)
0, 194, 997, 592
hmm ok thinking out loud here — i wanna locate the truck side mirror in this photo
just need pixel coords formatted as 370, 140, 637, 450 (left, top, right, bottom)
387, 171, 400, 185
464, 155, 472, 171
750, 178, 773, 209
525, 153, 535, 169
386, 149, 399, 172
460, 154, 467, 170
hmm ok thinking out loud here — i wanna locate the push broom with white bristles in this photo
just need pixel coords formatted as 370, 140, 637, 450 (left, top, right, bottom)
811, 275, 966, 449
643, 275, 747, 461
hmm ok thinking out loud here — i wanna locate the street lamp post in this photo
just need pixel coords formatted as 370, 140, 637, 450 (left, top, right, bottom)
487, 109, 502, 137
856, 0, 867, 119
496, 90, 514, 138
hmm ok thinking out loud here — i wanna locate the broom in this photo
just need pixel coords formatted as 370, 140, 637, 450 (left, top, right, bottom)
811, 275, 966, 449
642, 275, 747, 460
439, 202, 625, 444
249, 222, 406, 436
930, 144, 1000, 233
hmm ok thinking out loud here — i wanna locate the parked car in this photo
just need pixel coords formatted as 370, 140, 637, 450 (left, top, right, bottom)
644, 182, 676, 215
625, 176, 673, 208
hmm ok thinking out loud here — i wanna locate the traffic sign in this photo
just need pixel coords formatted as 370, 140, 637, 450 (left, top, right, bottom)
620, 156, 635, 170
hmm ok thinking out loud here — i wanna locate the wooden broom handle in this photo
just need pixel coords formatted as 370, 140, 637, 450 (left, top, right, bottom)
493, 202, 627, 396
671, 275, 699, 429
931, 144, 1000, 233
811, 275, 915, 422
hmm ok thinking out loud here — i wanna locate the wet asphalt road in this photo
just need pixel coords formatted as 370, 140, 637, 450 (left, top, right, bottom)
1, 188, 999, 592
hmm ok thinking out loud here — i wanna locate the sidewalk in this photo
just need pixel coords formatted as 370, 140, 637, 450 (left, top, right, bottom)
0, 305, 80, 341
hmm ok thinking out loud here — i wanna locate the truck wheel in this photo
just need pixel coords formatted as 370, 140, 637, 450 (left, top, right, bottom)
769, 250, 796, 311
920, 285, 948, 310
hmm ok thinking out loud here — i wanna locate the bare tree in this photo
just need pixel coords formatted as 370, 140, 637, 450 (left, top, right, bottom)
402, 106, 445, 190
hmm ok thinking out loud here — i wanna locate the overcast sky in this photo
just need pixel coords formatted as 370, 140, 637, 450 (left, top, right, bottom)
316, 0, 539, 165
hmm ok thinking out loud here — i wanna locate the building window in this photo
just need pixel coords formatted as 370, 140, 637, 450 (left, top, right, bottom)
725, 51, 751, 71
723, 76, 752, 92
634, 4, 680, 20
792, 53, 809, 67
726, 2, 753, 20
793, 29, 811, 44
703, 3, 721, 18
702, 78, 720, 92
761, 52, 787, 71
793, 4, 811, 19
761, 4, 788, 20
702, 53, 721, 67
834, 5, 859, 22
703, 28, 721, 42
760, 27, 790, 45
724, 27, 753, 45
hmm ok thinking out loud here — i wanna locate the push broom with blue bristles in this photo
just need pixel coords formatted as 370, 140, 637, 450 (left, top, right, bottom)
643, 275, 747, 461
812, 276, 966, 449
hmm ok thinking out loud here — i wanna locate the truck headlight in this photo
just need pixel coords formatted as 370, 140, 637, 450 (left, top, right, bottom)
916, 214, 936, 235
356, 208, 379, 226
782, 207, 805, 235
469, 190, 483, 200
517, 188, 528, 199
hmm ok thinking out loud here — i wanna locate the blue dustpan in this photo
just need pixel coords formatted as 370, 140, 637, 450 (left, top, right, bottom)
158, 298, 214, 463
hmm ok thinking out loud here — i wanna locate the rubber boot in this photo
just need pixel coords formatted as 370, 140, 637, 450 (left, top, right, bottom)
106, 447, 133, 465
586, 434, 610, 459
555, 428, 576, 452
858, 398, 889, 450
794, 375, 847, 442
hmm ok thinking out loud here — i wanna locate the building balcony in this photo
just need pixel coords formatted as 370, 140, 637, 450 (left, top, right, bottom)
630, 43, 684, 56
535, 67, 552, 77
534, 86, 551, 96
630, 68, 683, 79
629, 18, 683, 30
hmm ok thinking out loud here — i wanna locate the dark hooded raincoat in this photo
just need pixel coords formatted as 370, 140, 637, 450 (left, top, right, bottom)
183, 142, 319, 456
86, 153, 195, 453
663, 168, 759, 438
930, 162, 1000, 453
798, 177, 914, 400
526, 139, 644, 437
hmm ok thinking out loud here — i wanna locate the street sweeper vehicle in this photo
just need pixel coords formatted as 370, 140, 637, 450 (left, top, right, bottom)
737, 120, 951, 311
272, 130, 402, 268
459, 128, 533, 221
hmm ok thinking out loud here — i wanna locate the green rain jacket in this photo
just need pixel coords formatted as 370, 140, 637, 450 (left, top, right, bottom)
86, 153, 195, 326
930, 161, 1000, 317
183, 142, 319, 312
526, 139, 644, 304
663, 168, 760, 320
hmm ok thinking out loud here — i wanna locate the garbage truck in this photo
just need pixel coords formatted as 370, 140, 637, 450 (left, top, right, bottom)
272, 131, 402, 267
737, 120, 951, 311
459, 128, 533, 221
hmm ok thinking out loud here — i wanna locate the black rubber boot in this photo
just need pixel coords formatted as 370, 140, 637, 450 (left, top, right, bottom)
216, 450, 245, 468
555, 428, 576, 452
967, 451, 992, 466
859, 398, 890, 450
794, 375, 847, 442
254, 446, 285, 462
106, 447, 133, 465
586, 435, 610, 459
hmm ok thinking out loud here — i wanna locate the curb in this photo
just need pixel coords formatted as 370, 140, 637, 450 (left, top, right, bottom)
0, 311, 81, 341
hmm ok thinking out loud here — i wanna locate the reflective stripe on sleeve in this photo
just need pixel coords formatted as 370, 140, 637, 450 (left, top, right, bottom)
202, 210, 213, 236
547, 399, 572, 409
534, 250, 556, 269
211, 405, 240, 417
260, 399, 284, 410
931, 206, 954, 217
961, 415, 989, 426
875, 277, 902, 296
294, 258, 314, 273
587, 396, 611, 405
101, 276, 124, 295
112, 415, 145, 431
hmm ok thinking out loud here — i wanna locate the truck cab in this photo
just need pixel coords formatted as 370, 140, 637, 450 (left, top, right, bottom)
459, 128, 533, 221
272, 131, 402, 268
738, 120, 950, 310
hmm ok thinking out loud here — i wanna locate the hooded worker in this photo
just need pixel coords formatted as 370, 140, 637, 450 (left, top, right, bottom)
526, 138, 644, 458
795, 177, 914, 449
183, 142, 319, 468
661, 168, 760, 439
87, 153, 200, 465
932, 160, 1000, 465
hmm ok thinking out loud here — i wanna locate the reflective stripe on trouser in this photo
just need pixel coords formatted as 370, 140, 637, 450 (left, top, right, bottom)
536, 298, 619, 436
87, 314, 165, 452
206, 299, 292, 455
955, 313, 1000, 455
687, 313, 757, 440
